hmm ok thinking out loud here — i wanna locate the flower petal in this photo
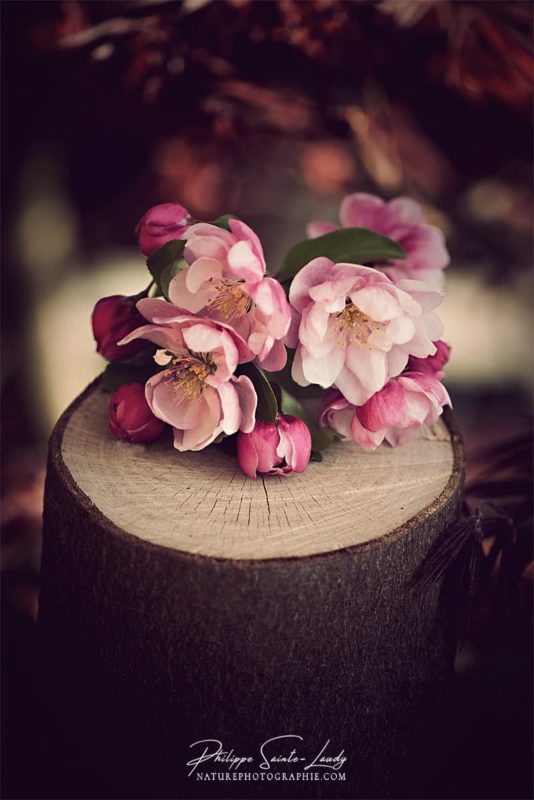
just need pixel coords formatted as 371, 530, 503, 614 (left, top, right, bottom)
174, 394, 222, 451
301, 344, 345, 388
324, 406, 353, 439
386, 347, 409, 378
119, 323, 185, 353
215, 381, 242, 436
249, 277, 291, 338
136, 297, 187, 323
386, 197, 424, 225
346, 344, 387, 394
182, 323, 226, 355
386, 315, 416, 345
350, 285, 403, 322
257, 337, 287, 371
357, 380, 408, 432
335, 366, 373, 406
289, 257, 337, 313
168, 269, 214, 313
395, 279, 444, 311
228, 219, 266, 272
350, 412, 385, 451
277, 415, 311, 473
183, 223, 233, 262
291, 346, 309, 387
185, 257, 223, 293
232, 374, 258, 433
227, 241, 264, 283
306, 221, 338, 239
339, 192, 385, 229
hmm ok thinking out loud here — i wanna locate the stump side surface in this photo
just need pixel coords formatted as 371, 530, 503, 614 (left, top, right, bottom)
57, 381, 462, 560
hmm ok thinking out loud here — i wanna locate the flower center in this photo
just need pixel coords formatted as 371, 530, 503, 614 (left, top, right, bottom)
162, 354, 215, 402
335, 301, 387, 348
207, 281, 252, 321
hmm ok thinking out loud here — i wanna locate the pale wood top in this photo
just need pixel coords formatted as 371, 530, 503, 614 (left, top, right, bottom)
60, 384, 458, 560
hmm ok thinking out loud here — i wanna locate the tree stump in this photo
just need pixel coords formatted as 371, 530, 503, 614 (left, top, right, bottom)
39, 378, 465, 799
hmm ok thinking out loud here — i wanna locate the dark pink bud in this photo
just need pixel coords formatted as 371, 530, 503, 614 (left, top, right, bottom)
108, 383, 166, 444
91, 295, 148, 362
135, 203, 191, 256
237, 414, 312, 479
407, 340, 450, 379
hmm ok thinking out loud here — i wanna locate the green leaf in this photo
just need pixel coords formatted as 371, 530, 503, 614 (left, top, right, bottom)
279, 388, 336, 453
211, 214, 236, 231
237, 362, 278, 423
276, 227, 406, 283
146, 239, 186, 299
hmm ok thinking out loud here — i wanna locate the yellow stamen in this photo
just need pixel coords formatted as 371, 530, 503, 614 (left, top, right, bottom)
162, 355, 213, 402
207, 282, 252, 321
335, 302, 387, 349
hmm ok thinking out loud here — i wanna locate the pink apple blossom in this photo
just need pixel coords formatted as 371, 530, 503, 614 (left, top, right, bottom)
108, 383, 166, 444
237, 415, 312, 478
167, 219, 291, 371
287, 258, 443, 406
136, 203, 191, 256
320, 372, 451, 450
119, 298, 257, 452
308, 193, 449, 286
407, 340, 450, 379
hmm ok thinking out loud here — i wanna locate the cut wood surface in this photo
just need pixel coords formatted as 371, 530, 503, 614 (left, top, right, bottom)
40, 377, 465, 798
60, 379, 460, 560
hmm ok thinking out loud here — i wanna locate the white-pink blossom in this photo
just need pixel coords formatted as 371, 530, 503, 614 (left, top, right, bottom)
119, 298, 257, 452
287, 258, 443, 406
308, 193, 449, 286
167, 219, 291, 371
320, 372, 451, 450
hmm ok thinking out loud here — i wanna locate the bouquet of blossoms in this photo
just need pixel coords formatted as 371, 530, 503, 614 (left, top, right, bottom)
91, 194, 451, 479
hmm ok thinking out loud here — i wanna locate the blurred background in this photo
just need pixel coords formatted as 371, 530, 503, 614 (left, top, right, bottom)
1, 1, 532, 798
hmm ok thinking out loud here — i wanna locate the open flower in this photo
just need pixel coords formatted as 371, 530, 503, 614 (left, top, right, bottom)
308, 193, 449, 286
108, 383, 166, 444
167, 219, 291, 371
136, 202, 191, 256
408, 340, 450, 379
119, 298, 257, 451
288, 258, 443, 406
237, 415, 312, 478
320, 372, 451, 450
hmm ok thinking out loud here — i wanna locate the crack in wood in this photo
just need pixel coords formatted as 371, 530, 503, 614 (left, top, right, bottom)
260, 475, 271, 519
58, 385, 462, 559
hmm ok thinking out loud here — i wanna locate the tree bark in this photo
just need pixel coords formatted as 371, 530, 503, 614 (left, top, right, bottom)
39, 378, 465, 799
